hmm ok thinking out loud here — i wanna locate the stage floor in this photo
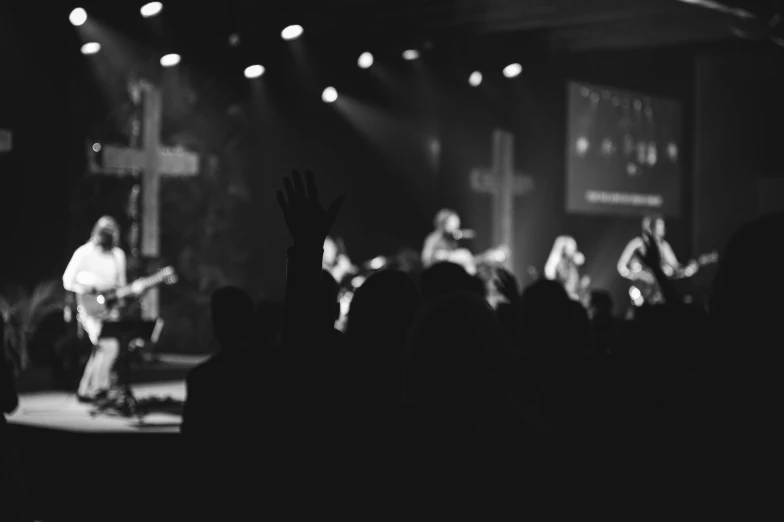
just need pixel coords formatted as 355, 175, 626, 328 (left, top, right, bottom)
7, 353, 205, 434
7, 380, 186, 433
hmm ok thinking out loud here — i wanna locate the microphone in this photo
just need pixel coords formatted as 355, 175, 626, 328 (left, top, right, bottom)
452, 229, 475, 240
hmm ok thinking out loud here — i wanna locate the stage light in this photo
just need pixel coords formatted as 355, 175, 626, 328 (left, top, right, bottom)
244, 65, 265, 79
92, 143, 101, 153
69, 8, 87, 26
229, 33, 241, 47
468, 71, 482, 87
81, 42, 101, 55
322, 87, 338, 103
402, 49, 419, 60
140, 2, 163, 18
281, 25, 303, 41
358, 52, 374, 69
160, 53, 180, 67
503, 63, 522, 78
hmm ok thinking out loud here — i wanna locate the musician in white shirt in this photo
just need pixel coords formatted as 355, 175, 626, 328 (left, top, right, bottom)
62, 216, 127, 401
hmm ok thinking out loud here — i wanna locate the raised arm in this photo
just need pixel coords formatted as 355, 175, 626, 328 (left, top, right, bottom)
544, 236, 568, 280
421, 233, 439, 268
277, 170, 344, 354
617, 237, 644, 279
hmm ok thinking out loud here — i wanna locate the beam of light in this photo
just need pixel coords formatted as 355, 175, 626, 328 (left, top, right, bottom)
81, 42, 101, 55
322, 87, 338, 103
468, 71, 482, 86
140, 2, 163, 18
69, 8, 87, 26
244, 65, 265, 79
402, 49, 419, 60
281, 24, 303, 41
503, 63, 522, 78
358, 52, 374, 69
160, 53, 180, 67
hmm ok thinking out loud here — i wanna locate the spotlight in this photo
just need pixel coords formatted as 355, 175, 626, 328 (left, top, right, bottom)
281, 25, 303, 41
468, 71, 482, 87
402, 49, 419, 61
69, 8, 87, 26
160, 53, 180, 67
229, 33, 241, 47
81, 42, 101, 55
140, 2, 163, 18
92, 143, 102, 153
244, 65, 265, 79
503, 63, 522, 78
322, 87, 338, 103
358, 52, 373, 69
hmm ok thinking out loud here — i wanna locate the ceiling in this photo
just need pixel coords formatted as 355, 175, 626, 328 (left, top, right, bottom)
225, 0, 776, 51
44, 0, 781, 53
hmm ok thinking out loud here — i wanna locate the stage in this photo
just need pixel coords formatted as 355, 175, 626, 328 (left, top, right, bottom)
5, 354, 205, 522
8, 380, 185, 433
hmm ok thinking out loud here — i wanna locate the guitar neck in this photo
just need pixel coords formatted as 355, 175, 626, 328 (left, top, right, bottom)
115, 271, 169, 298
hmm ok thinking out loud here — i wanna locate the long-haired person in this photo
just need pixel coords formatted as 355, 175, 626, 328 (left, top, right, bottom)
62, 216, 127, 402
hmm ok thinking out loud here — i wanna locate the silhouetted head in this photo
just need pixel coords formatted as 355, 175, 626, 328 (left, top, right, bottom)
710, 212, 784, 348
421, 262, 485, 301
345, 270, 421, 354
211, 286, 255, 354
434, 209, 460, 233
320, 270, 341, 329
519, 279, 574, 356
404, 292, 518, 409
91, 216, 120, 251
642, 214, 665, 239
589, 290, 614, 318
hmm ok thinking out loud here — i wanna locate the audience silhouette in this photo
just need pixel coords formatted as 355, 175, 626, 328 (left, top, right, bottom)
9, 162, 782, 518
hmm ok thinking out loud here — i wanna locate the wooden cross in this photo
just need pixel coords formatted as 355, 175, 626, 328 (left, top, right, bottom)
88, 84, 199, 320
470, 129, 534, 270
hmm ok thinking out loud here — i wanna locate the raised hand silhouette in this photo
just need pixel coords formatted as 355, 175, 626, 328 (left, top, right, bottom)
277, 170, 344, 247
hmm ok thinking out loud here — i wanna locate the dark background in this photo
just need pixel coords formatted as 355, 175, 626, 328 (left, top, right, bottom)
1, 1, 783, 348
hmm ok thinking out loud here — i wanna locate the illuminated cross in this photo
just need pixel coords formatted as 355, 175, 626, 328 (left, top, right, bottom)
470, 129, 534, 270
88, 84, 199, 320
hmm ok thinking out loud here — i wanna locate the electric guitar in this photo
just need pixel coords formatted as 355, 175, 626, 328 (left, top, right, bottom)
628, 251, 718, 305
79, 266, 178, 319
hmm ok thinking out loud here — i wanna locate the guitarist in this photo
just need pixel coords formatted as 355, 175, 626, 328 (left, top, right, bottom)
62, 216, 127, 402
617, 214, 696, 304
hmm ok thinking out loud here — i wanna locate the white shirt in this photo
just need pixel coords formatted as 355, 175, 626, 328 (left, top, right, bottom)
63, 242, 127, 293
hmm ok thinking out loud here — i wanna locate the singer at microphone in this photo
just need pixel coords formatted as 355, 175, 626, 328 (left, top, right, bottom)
422, 208, 464, 268
451, 229, 475, 241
